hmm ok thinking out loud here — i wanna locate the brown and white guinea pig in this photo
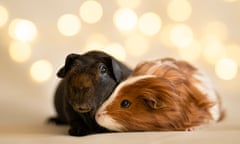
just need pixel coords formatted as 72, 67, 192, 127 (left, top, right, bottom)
95, 58, 225, 132
48, 50, 132, 136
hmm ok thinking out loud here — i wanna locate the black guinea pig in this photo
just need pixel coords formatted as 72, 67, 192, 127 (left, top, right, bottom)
48, 50, 132, 136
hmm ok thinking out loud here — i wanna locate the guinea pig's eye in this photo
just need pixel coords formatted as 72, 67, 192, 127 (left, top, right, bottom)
120, 99, 131, 108
99, 64, 107, 74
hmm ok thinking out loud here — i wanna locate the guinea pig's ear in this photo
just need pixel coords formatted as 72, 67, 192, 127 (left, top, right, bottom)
110, 58, 132, 83
57, 53, 79, 78
111, 59, 122, 83
57, 67, 65, 78
142, 95, 163, 110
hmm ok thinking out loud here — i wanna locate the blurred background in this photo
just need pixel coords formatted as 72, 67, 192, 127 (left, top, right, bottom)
0, 0, 239, 126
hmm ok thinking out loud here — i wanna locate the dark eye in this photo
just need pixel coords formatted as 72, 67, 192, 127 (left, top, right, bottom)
120, 99, 131, 108
99, 64, 107, 74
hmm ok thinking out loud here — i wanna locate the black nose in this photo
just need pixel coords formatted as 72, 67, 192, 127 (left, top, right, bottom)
74, 104, 91, 113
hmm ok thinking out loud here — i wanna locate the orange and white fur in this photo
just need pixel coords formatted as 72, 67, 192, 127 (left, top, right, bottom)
95, 58, 224, 132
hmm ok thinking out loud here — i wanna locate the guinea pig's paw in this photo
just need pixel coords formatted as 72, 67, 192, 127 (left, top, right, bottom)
185, 127, 195, 131
47, 117, 68, 125
68, 127, 91, 136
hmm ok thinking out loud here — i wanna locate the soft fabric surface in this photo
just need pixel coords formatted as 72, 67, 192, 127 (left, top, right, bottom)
0, 94, 239, 144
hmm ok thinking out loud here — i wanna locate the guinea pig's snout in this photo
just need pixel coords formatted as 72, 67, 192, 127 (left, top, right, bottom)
95, 110, 106, 121
70, 86, 93, 113
95, 112, 102, 119
73, 103, 91, 113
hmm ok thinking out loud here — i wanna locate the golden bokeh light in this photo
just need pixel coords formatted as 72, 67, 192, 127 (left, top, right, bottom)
224, 0, 238, 2
84, 42, 105, 52
8, 19, 37, 42
170, 24, 193, 48
138, 12, 162, 36
215, 58, 238, 80
226, 43, 240, 65
79, 0, 103, 24
102, 43, 126, 62
116, 0, 141, 9
87, 33, 108, 45
167, 0, 192, 22
9, 41, 31, 63
204, 21, 228, 41
125, 33, 149, 57
113, 8, 138, 31
0, 5, 8, 27
202, 38, 226, 65
57, 14, 81, 36
30, 60, 53, 82
85, 43, 126, 62
159, 24, 175, 48
178, 40, 202, 62
84, 33, 108, 52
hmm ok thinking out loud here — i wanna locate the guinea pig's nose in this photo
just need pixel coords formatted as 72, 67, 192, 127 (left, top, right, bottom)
95, 111, 106, 119
74, 104, 91, 113
96, 113, 101, 119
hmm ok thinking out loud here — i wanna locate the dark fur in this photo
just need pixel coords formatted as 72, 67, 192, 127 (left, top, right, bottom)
48, 51, 132, 136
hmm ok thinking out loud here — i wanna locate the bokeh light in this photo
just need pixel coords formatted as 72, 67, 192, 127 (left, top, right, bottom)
113, 8, 138, 31
79, 0, 103, 24
9, 41, 31, 63
215, 58, 238, 80
8, 19, 37, 42
167, 0, 192, 22
84, 42, 106, 52
178, 40, 202, 61
102, 43, 126, 62
125, 33, 149, 57
84, 33, 108, 52
138, 12, 162, 36
30, 60, 53, 82
224, 0, 238, 2
87, 33, 108, 45
85, 43, 126, 62
170, 24, 193, 48
159, 24, 175, 48
226, 43, 240, 65
202, 38, 226, 65
57, 14, 81, 36
0, 5, 8, 27
116, 0, 141, 9
204, 21, 228, 41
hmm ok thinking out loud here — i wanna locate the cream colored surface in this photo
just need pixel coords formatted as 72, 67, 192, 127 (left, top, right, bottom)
0, 92, 239, 143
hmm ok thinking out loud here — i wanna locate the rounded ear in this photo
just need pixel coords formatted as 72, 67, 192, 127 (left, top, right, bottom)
111, 59, 122, 82
57, 67, 65, 78
111, 58, 132, 83
142, 96, 163, 109
57, 53, 80, 78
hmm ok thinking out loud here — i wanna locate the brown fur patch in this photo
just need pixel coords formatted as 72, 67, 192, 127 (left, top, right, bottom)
104, 58, 223, 131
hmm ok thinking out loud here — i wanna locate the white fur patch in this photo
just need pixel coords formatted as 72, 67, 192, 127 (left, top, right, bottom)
95, 112, 125, 131
192, 70, 220, 121
161, 60, 179, 69
146, 59, 178, 75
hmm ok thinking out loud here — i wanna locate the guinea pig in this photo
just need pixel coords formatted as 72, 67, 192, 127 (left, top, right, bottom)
48, 50, 132, 136
95, 58, 225, 132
